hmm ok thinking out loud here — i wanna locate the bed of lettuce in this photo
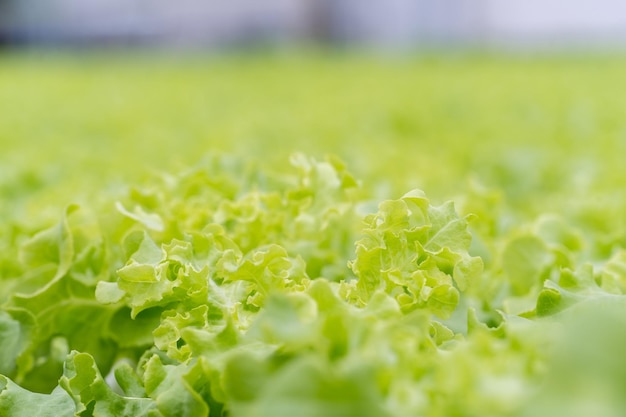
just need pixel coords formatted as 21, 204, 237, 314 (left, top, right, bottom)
2, 54, 626, 416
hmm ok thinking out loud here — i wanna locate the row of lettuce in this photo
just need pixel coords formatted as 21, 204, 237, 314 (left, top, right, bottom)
1, 154, 626, 416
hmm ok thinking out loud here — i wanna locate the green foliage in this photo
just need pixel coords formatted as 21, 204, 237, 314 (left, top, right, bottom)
2, 54, 626, 416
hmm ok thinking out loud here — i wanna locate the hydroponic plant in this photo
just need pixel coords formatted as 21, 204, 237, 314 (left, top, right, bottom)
2, 55, 626, 417
2, 152, 626, 417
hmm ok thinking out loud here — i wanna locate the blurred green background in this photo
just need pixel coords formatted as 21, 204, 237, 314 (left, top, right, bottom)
2, 52, 626, 213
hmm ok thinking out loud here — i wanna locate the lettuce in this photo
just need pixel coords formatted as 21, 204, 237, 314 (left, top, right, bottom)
2, 153, 626, 416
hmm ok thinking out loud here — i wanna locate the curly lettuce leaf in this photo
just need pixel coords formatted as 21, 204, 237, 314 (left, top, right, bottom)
348, 189, 482, 318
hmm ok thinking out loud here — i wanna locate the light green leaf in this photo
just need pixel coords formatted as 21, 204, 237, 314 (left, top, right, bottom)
0, 309, 34, 376
116, 202, 165, 232
502, 235, 552, 295
424, 201, 471, 253
0, 376, 75, 417
18, 205, 78, 283
224, 355, 390, 417
453, 256, 483, 291
96, 281, 126, 304
60, 351, 160, 417
143, 355, 209, 417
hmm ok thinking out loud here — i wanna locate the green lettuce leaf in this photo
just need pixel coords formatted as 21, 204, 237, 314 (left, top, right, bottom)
0, 376, 74, 417
348, 189, 482, 318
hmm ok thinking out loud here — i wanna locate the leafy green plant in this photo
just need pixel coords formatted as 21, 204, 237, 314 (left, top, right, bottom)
2, 152, 625, 416
3, 55, 626, 416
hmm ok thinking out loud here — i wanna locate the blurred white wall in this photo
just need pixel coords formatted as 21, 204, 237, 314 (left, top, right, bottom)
330, 0, 482, 46
3, 0, 626, 48
484, 0, 626, 46
5, 0, 310, 44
